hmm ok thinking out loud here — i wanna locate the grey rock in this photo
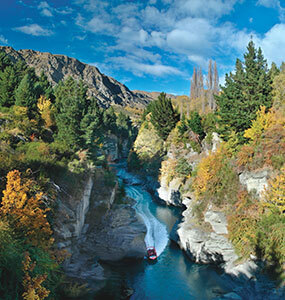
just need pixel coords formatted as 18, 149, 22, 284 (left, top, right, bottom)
239, 169, 269, 197
0, 46, 152, 108
88, 205, 147, 261
204, 210, 228, 234
157, 177, 183, 206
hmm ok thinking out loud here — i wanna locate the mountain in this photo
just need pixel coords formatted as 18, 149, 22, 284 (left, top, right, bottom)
0, 46, 152, 108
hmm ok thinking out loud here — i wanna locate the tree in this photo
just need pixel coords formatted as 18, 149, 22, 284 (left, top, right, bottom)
35, 71, 54, 100
263, 165, 285, 213
207, 59, 214, 110
55, 77, 87, 150
0, 170, 53, 249
15, 73, 37, 110
37, 95, 55, 128
0, 51, 12, 72
272, 68, 285, 111
216, 41, 272, 142
187, 111, 205, 140
150, 92, 179, 140
0, 65, 18, 107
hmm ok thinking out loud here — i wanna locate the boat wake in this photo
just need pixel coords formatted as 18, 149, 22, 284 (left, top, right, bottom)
116, 167, 168, 257
125, 185, 168, 257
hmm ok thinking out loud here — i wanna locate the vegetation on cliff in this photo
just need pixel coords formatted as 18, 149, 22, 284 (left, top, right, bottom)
0, 50, 135, 298
130, 41, 285, 284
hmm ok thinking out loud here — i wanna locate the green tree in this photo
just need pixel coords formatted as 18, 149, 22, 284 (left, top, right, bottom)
35, 71, 54, 100
216, 41, 272, 142
150, 92, 179, 140
14, 73, 37, 109
55, 77, 87, 150
0, 51, 12, 72
187, 111, 205, 140
0, 66, 18, 107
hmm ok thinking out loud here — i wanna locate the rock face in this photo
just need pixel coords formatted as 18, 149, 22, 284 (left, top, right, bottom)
176, 207, 238, 267
0, 46, 151, 108
53, 170, 146, 289
86, 205, 147, 261
239, 169, 269, 197
157, 177, 183, 206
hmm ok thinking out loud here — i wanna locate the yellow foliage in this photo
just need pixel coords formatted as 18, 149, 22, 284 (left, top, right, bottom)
0, 170, 53, 249
22, 252, 50, 300
263, 165, 285, 213
244, 106, 284, 142
37, 96, 55, 128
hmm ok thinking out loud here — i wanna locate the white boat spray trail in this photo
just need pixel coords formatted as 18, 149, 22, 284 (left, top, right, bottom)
116, 168, 168, 257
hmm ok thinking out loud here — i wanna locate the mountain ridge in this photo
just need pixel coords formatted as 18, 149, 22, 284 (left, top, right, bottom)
0, 46, 154, 108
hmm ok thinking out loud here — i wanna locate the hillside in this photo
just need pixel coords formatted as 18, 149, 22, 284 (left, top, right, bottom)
0, 46, 152, 108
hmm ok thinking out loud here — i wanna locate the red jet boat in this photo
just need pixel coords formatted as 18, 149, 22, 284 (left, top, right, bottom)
147, 246, 157, 260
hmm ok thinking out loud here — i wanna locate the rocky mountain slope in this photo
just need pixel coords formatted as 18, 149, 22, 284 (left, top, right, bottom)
0, 46, 152, 108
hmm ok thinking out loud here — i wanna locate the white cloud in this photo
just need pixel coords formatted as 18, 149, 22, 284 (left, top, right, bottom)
14, 24, 53, 36
0, 35, 8, 44
257, 0, 279, 8
172, 0, 239, 19
257, 0, 285, 20
257, 23, 285, 66
111, 56, 184, 77
86, 17, 116, 34
38, 1, 53, 17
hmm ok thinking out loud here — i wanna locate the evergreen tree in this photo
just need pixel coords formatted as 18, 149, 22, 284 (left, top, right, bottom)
269, 62, 280, 81
150, 92, 179, 140
35, 71, 54, 100
216, 41, 272, 142
55, 77, 87, 150
0, 52, 12, 72
187, 111, 205, 140
0, 66, 18, 107
14, 73, 37, 110
80, 98, 103, 158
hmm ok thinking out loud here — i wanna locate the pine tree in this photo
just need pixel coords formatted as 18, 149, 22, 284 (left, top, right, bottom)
216, 41, 272, 142
150, 92, 179, 140
0, 52, 12, 72
14, 73, 37, 109
55, 77, 87, 150
35, 71, 54, 100
268, 62, 280, 81
0, 66, 18, 107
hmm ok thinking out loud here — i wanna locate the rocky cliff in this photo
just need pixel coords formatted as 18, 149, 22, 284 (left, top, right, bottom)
0, 46, 152, 108
53, 168, 146, 291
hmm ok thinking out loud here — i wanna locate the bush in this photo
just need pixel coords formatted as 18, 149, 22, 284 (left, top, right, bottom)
175, 158, 192, 177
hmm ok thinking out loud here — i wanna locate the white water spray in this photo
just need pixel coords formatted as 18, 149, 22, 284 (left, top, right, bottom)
116, 166, 168, 256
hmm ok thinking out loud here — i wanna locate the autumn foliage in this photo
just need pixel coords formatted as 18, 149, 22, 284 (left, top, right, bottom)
0, 170, 53, 249
22, 252, 50, 300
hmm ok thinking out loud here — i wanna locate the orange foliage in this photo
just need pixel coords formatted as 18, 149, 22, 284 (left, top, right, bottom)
22, 252, 50, 300
0, 170, 53, 249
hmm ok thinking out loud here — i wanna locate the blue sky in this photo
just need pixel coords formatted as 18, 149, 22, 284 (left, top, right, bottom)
0, 0, 284, 95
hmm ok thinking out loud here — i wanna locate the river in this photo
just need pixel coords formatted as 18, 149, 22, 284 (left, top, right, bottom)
94, 163, 284, 300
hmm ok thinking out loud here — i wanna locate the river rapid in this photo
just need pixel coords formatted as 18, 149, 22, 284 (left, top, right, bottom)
94, 163, 284, 300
